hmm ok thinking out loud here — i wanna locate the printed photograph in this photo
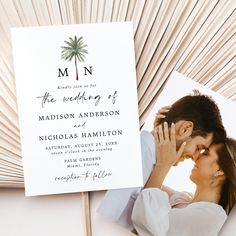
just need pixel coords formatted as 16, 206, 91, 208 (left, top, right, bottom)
97, 71, 236, 236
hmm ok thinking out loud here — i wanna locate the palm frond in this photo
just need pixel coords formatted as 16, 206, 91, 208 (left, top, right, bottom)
63, 40, 74, 49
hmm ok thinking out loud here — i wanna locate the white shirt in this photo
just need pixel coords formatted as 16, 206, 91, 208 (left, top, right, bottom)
132, 188, 227, 236
97, 130, 155, 230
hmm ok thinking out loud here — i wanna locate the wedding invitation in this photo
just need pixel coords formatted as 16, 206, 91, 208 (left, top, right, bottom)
11, 22, 143, 196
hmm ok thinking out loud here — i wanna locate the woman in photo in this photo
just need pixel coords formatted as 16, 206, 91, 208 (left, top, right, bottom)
131, 111, 236, 236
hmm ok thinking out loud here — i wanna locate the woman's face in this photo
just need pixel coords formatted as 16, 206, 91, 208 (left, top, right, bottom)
190, 143, 222, 185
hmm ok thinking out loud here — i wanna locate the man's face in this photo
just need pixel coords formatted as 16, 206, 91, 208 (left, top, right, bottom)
174, 133, 213, 165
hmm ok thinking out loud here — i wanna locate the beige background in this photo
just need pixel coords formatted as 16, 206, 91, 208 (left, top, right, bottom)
0, 189, 135, 236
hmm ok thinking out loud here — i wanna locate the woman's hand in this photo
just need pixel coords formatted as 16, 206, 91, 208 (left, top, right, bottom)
154, 106, 171, 127
154, 122, 186, 167
145, 122, 186, 189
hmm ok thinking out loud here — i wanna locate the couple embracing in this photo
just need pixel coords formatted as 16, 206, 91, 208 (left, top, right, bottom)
98, 92, 236, 236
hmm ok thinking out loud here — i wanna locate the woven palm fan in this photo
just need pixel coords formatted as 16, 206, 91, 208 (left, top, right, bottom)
0, 0, 235, 235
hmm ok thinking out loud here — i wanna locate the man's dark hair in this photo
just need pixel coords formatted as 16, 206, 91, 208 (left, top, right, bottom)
154, 93, 226, 143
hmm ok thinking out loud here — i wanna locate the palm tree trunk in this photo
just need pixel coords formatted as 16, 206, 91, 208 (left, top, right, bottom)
75, 56, 78, 80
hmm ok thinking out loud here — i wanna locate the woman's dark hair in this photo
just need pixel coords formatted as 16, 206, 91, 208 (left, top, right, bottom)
217, 137, 236, 215
154, 93, 226, 143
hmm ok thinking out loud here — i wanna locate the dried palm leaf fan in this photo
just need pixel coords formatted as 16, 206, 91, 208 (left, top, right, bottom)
0, 0, 235, 235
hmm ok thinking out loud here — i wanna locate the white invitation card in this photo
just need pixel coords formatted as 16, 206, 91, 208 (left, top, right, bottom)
11, 22, 143, 196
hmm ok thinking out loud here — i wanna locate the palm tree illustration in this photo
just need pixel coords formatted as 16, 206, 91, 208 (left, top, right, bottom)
61, 36, 88, 80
